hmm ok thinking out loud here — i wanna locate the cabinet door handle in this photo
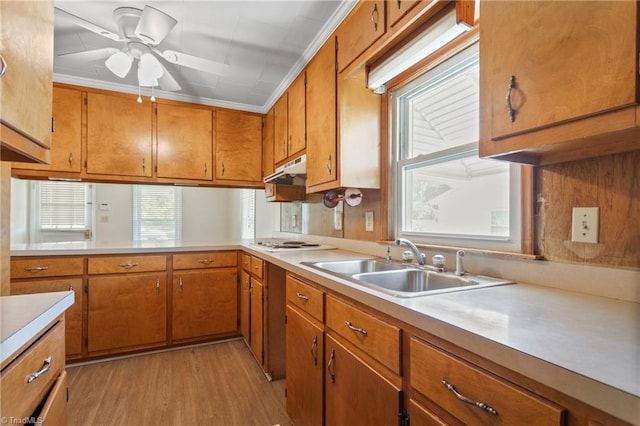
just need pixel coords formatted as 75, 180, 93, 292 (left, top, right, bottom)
199, 259, 213, 264
0, 54, 7, 78
370, 3, 379, 32
26, 357, 52, 383
396, 0, 402, 9
118, 262, 138, 269
326, 155, 332, 175
345, 320, 368, 335
179, 277, 183, 293
156, 278, 160, 294
505, 75, 516, 123
310, 335, 318, 366
142, 158, 146, 173
68, 152, 74, 167
221, 162, 225, 176
24, 266, 49, 272
51, 117, 56, 133
327, 349, 335, 383
204, 162, 208, 176
442, 380, 498, 415
296, 292, 309, 300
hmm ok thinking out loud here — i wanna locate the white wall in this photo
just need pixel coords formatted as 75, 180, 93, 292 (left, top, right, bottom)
9, 178, 29, 244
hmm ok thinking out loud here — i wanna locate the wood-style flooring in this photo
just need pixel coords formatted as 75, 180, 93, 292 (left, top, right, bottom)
66, 339, 291, 426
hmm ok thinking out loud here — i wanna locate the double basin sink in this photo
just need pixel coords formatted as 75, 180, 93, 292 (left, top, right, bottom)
303, 259, 514, 298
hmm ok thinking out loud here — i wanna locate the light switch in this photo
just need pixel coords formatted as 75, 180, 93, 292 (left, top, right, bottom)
571, 207, 599, 243
365, 211, 374, 232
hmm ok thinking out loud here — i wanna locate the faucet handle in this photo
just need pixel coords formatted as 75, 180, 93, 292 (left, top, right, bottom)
432, 254, 446, 270
402, 250, 414, 262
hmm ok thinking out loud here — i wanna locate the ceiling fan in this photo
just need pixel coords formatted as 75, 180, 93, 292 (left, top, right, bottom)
56, 5, 229, 92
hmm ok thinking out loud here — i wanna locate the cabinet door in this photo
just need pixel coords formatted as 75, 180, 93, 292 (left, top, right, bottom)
482, 1, 637, 140
240, 269, 251, 342
408, 399, 449, 426
18, 86, 82, 173
249, 278, 264, 364
306, 37, 337, 190
86, 92, 153, 177
215, 110, 262, 183
325, 333, 401, 426
286, 306, 323, 426
156, 103, 213, 181
87, 273, 166, 353
10, 278, 83, 358
273, 94, 288, 164
0, 0, 53, 163
262, 108, 275, 179
336, 0, 386, 72
387, 0, 422, 28
172, 268, 237, 341
287, 73, 306, 156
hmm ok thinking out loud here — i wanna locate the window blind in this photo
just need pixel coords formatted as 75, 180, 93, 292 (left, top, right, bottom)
241, 189, 255, 240
38, 181, 86, 230
132, 185, 182, 241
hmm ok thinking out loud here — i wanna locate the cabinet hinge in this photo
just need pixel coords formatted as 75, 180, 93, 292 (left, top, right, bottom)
66, 387, 69, 403
84, 284, 88, 293
84, 96, 87, 106
284, 314, 287, 325
284, 388, 287, 398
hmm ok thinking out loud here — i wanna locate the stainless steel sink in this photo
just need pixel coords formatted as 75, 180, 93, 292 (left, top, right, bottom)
303, 259, 514, 297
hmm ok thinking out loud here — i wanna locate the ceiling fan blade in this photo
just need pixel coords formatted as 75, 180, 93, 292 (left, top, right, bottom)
135, 5, 177, 46
157, 64, 182, 92
55, 7, 122, 42
58, 47, 121, 62
161, 50, 229, 76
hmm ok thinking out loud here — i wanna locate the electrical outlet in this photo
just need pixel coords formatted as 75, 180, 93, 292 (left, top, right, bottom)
571, 207, 599, 243
365, 211, 374, 232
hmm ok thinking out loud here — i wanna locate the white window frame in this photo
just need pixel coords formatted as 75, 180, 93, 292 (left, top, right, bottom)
390, 43, 523, 253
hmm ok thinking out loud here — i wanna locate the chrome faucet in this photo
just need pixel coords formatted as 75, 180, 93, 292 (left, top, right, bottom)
455, 250, 465, 276
395, 238, 426, 265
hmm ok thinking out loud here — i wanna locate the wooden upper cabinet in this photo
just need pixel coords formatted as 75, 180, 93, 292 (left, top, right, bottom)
0, 0, 53, 164
17, 86, 82, 173
156, 103, 213, 181
214, 109, 262, 184
273, 93, 289, 164
86, 92, 153, 177
306, 37, 337, 191
480, 1, 640, 164
287, 73, 306, 158
336, 0, 386, 72
387, 0, 422, 27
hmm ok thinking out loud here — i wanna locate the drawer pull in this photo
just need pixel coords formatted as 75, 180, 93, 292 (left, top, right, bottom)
118, 262, 139, 269
24, 266, 49, 272
310, 335, 318, 366
345, 320, 368, 336
199, 259, 213, 264
442, 380, 498, 415
296, 292, 309, 300
26, 357, 52, 384
505, 75, 517, 123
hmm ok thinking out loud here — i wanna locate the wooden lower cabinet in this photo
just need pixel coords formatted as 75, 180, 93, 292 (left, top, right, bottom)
172, 268, 237, 341
285, 305, 324, 426
87, 273, 167, 354
10, 278, 83, 358
325, 333, 403, 426
249, 277, 264, 364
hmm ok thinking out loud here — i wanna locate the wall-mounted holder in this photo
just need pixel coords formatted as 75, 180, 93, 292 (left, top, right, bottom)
323, 188, 363, 208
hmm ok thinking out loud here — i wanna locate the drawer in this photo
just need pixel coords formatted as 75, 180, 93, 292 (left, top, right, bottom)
11, 257, 83, 279
326, 295, 401, 374
286, 274, 324, 322
173, 251, 237, 270
88, 255, 166, 274
1, 321, 65, 419
250, 256, 264, 279
410, 337, 565, 426
38, 370, 67, 425
241, 253, 251, 271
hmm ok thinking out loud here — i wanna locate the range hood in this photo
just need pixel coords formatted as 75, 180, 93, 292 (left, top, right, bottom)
264, 154, 306, 185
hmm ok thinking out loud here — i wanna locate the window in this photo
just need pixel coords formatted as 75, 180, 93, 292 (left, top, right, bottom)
31, 181, 93, 243
132, 185, 182, 241
241, 189, 256, 240
391, 43, 522, 252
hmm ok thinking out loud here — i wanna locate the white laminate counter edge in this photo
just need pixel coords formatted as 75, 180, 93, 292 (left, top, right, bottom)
1, 291, 75, 365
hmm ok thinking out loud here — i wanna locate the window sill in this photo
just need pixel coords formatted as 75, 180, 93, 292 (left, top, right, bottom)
378, 240, 544, 261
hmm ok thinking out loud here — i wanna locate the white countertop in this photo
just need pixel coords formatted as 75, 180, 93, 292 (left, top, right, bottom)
9, 241, 640, 423
1, 291, 75, 365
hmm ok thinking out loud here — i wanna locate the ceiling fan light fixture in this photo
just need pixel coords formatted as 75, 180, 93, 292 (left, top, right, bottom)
135, 5, 178, 45
138, 53, 164, 87
105, 51, 133, 78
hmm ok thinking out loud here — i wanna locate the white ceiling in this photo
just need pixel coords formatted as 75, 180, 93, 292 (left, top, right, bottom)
53, 1, 355, 113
